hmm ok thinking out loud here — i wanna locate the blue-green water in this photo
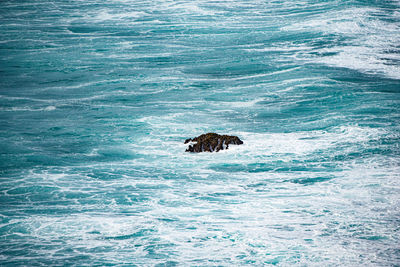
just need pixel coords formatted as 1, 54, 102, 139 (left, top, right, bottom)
1, 0, 400, 265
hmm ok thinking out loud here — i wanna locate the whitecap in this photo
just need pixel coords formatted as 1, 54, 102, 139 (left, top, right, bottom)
44, 106, 56, 111
282, 7, 400, 79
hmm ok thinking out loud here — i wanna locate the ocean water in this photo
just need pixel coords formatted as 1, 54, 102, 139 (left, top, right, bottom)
0, 0, 400, 265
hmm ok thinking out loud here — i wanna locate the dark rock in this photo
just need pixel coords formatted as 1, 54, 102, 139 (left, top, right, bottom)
184, 138, 192, 144
184, 133, 243, 153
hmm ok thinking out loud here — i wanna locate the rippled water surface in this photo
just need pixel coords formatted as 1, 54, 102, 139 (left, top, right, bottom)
1, 0, 400, 265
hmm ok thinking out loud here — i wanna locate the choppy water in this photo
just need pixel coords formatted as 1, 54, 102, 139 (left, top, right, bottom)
1, 0, 400, 265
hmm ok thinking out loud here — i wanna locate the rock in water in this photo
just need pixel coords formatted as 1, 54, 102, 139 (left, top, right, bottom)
184, 133, 243, 153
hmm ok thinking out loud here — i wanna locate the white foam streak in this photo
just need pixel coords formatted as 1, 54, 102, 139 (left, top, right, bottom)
93, 10, 148, 22
189, 67, 301, 81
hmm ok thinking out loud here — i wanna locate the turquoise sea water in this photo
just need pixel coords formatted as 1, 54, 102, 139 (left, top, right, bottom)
1, 0, 400, 265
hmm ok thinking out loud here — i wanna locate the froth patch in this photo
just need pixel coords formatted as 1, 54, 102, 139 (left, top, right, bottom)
233, 125, 387, 157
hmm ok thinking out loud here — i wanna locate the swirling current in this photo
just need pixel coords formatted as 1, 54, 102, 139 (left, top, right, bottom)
0, 0, 400, 266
